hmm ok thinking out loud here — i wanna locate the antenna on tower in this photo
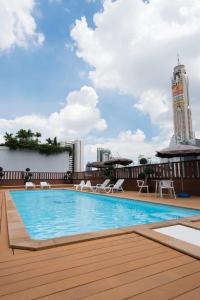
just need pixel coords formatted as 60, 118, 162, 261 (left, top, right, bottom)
177, 53, 180, 65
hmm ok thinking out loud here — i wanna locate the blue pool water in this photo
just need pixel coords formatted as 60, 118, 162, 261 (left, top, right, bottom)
10, 190, 200, 240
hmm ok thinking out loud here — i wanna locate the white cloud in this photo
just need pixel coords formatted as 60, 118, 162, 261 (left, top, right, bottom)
0, 0, 44, 52
71, 0, 200, 135
0, 86, 107, 141
134, 89, 170, 128
84, 128, 170, 165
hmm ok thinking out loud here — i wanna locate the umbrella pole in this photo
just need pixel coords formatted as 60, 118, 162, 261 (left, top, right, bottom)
180, 157, 184, 192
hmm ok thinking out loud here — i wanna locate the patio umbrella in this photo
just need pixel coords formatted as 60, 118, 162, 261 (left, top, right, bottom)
103, 157, 133, 166
156, 144, 200, 196
156, 144, 200, 158
87, 161, 107, 169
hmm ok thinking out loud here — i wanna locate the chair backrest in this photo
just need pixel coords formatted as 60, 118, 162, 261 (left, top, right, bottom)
137, 180, 144, 188
79, 180, 85, 186
40, 181, 47, 186
26, 182, 34, 186
160, 180, 173, 188
114, 179, 124, 188
102, 179, 110, 187
85, 180, 91, 187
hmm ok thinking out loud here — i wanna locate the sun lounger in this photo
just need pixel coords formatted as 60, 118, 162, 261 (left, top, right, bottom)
105, 179, 124, 193
25, 182, 36, 189
74, 180, 85, 190
94, 179, 110, 192
81, 180, 93, 191
40, 181, 51, 189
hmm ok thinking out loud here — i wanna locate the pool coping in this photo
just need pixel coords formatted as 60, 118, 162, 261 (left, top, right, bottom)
5, 189, 200, 259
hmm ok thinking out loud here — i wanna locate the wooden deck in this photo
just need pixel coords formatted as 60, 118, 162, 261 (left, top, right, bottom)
1, 191, 200, 299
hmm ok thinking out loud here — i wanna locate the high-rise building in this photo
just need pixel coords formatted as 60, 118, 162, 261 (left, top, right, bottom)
62, 140, 84, 172
171, 60, 195, 145
97, 147, 111, 162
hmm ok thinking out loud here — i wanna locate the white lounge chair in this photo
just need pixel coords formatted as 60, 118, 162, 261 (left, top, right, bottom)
94, 179, 110, 192
137, 180, 149, 194
74, 180, 85, 190
25, 182, 36, 189
105, 179, 125, 193
159, 180, 176, 198
40, 181, 51, 189
81, 180, 93, 191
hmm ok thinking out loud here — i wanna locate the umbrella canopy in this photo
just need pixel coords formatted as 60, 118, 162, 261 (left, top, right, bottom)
156, 144, 200, 158
87, 161, 107, 169
103, 157, 133, 166
156, 144, 200, 195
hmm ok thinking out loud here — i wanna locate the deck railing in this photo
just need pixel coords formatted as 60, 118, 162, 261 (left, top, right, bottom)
72, 160, 200, 180
1, 160, 200, 182
2, 171, 66, 181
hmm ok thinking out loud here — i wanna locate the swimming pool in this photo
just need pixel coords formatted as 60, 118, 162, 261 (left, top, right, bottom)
10, 189, 200, 240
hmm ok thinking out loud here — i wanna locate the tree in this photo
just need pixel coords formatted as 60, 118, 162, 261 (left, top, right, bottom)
35, 132, 42, 138
46, 138, 53, 145
26, 129, 34, 139
4, 132, 18, 149
4, 132, 13, 142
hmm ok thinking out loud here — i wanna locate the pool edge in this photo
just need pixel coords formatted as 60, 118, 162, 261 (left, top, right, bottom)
5, 190, 200, 258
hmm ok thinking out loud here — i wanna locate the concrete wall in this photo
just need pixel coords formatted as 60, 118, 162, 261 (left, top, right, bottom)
0, 146, 69, 172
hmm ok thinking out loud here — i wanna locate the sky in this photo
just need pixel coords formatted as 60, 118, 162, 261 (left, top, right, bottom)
0, 0, 200, 166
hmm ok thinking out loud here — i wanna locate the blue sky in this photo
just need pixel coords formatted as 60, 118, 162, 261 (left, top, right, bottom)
0, 0, 156, 139
0, 0, 200, 163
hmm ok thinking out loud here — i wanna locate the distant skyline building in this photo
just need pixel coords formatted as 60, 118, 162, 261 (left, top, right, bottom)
97, 147, 111, 162
171, 60, 195, 145
62, 140, 84, 172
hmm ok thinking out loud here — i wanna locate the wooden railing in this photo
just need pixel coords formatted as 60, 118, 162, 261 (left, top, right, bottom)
72, 160, 200, 180
2, 171, 66, 181
1, 160, 200, 182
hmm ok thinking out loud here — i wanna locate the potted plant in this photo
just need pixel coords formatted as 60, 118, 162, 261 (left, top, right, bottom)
138, 157, 154, 184
25, 168, 32, 183
63, 171, 72, 183
103, 166, 116, 183
0, 167, 4, 184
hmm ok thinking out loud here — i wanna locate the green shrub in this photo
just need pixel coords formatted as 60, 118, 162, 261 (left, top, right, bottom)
3, 129, 72, 155
139, 157, 148, 165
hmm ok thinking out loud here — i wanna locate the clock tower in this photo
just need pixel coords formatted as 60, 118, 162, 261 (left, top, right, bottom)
171, 60, 195, 144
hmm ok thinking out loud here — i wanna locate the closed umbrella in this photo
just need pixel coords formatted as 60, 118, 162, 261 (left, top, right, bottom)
156, 144, 200, 196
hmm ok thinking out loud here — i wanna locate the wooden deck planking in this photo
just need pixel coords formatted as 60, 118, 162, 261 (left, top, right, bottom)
128, 270, 200, 300
0, 247, 180, 297
172, 286, 200, 300
0, 231, 136, 264
1, 190, 200, 299
36, 255, 194, 300
0, 238, 156, 275
0, 241, 163, 283
76, 265, 200, 300
0, 193, 13, 260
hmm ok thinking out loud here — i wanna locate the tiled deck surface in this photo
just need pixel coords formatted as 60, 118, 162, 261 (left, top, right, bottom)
1, 189, 200, 299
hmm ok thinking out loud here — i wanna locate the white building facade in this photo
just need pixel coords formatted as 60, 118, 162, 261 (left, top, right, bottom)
0, 140, 84, 172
